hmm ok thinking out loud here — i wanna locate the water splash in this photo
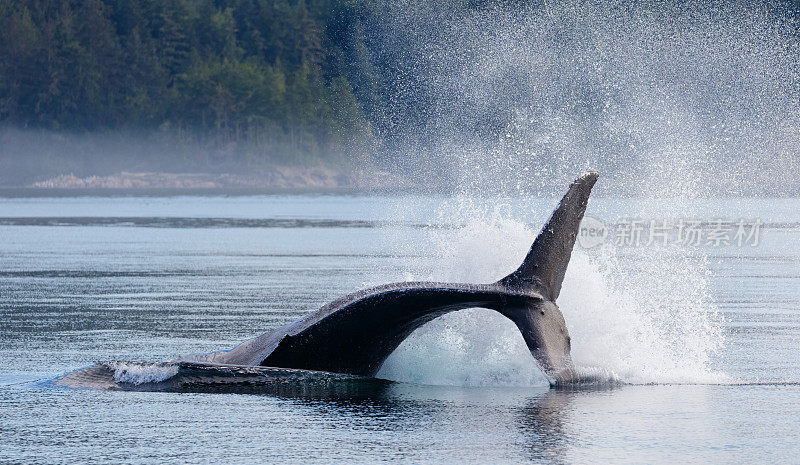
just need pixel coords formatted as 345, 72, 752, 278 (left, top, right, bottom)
109, 362, 179, 385
378, 203, 727, 386
372, 0, 762, 386
370, 1, 800, 195
560, 248, 727, 385
378, 212, 550, 387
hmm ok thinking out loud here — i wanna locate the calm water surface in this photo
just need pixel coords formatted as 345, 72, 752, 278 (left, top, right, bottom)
1, 195, 800, 463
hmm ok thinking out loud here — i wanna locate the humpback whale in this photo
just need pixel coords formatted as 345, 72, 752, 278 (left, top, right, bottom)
190, 171, 598, 384
51, 171, 598, 390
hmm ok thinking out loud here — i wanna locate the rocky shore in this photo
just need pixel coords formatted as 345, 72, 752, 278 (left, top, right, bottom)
26, 167, 411, 191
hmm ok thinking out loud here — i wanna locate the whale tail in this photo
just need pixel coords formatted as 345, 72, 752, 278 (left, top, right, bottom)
49, 172, 601, 391
496, 171, 598, 383
499, 171, 599, 301
205, 171, 600, 385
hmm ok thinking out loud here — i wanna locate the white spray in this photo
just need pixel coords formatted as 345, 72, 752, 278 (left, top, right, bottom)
377, 200, 727, 386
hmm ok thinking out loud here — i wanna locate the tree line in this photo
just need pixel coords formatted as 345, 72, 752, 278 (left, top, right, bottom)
0, 0, 383, 168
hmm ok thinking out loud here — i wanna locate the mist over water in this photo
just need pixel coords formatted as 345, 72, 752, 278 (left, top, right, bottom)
3, 2, 798, 196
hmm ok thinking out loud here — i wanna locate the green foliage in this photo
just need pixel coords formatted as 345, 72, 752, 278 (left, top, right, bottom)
0, 0, 377, 166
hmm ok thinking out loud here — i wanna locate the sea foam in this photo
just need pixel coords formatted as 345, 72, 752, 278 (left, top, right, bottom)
108, 362, 179, 385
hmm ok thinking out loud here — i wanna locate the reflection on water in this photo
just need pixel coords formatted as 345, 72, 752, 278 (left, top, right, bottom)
516, 390, 574, 463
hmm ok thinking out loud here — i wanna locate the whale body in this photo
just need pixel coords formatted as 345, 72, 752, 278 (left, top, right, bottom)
51, 171, 598, 389
191, 171, 598, 384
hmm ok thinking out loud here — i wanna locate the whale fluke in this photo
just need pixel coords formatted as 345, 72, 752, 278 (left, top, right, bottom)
195, 171, 599, 385
500, 171, 598, 300
53, 172, 599, 389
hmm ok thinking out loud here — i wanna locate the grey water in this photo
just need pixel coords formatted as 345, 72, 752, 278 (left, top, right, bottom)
2, 194, 800, 463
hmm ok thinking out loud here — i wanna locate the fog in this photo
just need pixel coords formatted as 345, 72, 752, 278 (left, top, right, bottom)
2, 1, 799, 195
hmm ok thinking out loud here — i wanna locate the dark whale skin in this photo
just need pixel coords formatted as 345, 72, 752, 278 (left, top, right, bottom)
197, 171, 599, 384
52, 171, 598, 389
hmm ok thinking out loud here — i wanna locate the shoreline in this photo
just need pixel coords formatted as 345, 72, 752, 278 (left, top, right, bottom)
0, 169, 418, 196
0, 185, 422, 198
4, 170, 800, 198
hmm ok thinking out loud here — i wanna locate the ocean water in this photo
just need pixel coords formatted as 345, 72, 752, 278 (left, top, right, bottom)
1, 194, 800, 463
